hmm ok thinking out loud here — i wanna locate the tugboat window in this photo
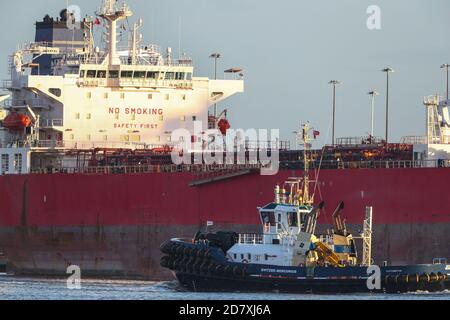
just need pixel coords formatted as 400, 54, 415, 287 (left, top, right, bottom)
260, 211, 275, 226
288, 212, 298, 227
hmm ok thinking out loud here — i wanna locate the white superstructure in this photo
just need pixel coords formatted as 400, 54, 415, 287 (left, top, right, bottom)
410, 95, 450, 165
0, 0, 243, 174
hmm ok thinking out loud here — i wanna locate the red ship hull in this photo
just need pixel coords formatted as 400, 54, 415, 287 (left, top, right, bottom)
0, 167, 449, 280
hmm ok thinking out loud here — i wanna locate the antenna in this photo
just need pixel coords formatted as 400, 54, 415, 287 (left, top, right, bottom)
178, 16, 182, 59
97, 0, 133, 66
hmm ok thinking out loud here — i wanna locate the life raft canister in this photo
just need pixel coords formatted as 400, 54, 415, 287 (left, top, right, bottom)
3, 112, 32, 131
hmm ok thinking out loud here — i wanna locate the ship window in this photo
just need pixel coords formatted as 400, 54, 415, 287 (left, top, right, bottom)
166, 136, 172, 142
120, 93, 125, 99
120, 135, 130, 142
233, 254, 237, 260
147, 71, 159, 79
248, 254, 251, 260
86, 70, 97, 78
86, 134, 91, 141
131, 114, 136, 121
1, 154, 8, 174
175, 72, 185, 80
86, 113, 91, 120
165, 94, 170, 100
86, 92, 92, 99
192, 116, 197, 121
165, 72, 175, 80
288, 212, 298, 227
75, 113, 80, 120
159, 115, 164, 121
156, 136, 161, 142
134, 71, 146, 79
240, 254, 244, 260
104, 93, 108, 99
97, 70, 107, 78
14, 154, 22, 174
181, 94, 186, 101
69, 134, 74, 140
79, 70, 85, 78
49, 88, 61, 97
260, 211, 276, 226
102, 135, 108, 141
131, 135, 141, 142
108, 70, 119, 79
186, 73, 192, 81
148, 94, 153, 99
120, 71, 133, 78
180, 116, 186, 122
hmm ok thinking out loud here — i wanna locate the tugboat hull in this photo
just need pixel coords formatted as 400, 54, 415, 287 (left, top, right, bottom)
161, 240, 449, 294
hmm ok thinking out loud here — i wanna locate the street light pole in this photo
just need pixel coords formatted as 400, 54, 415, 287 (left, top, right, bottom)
367, 90, 379, 141
329, 80, 341, 146
210, 53, 222, 121
381, 68, 394, 144
441, 64, 450, 101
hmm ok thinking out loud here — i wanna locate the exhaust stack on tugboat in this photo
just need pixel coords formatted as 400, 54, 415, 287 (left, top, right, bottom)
160, 124, 449, 293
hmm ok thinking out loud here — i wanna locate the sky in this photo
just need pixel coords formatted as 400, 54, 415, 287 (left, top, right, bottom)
1, 0, 450, 147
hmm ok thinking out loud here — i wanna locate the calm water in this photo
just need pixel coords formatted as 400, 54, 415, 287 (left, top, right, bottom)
0, 275, 449, 300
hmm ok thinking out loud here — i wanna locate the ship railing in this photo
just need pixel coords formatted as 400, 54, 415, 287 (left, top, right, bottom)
3, 98, 48, 109
400, 136, 428, 145
336, 136, 385, 146
31, 140, 65, 148
1, 80, 12, 90
77, 78, 194, 89
243, 140, 290, 151
238, 233, 264, 245
280, 159, 450, 170
29, 163, 265, 175
39, 119, 63, 128
25, 159, 450, 175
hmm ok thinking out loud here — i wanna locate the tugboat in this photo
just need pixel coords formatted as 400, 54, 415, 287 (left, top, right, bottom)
160, 124, 450, 293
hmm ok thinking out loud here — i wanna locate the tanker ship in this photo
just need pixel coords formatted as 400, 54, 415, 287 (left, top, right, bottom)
0, 0, 449, 280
